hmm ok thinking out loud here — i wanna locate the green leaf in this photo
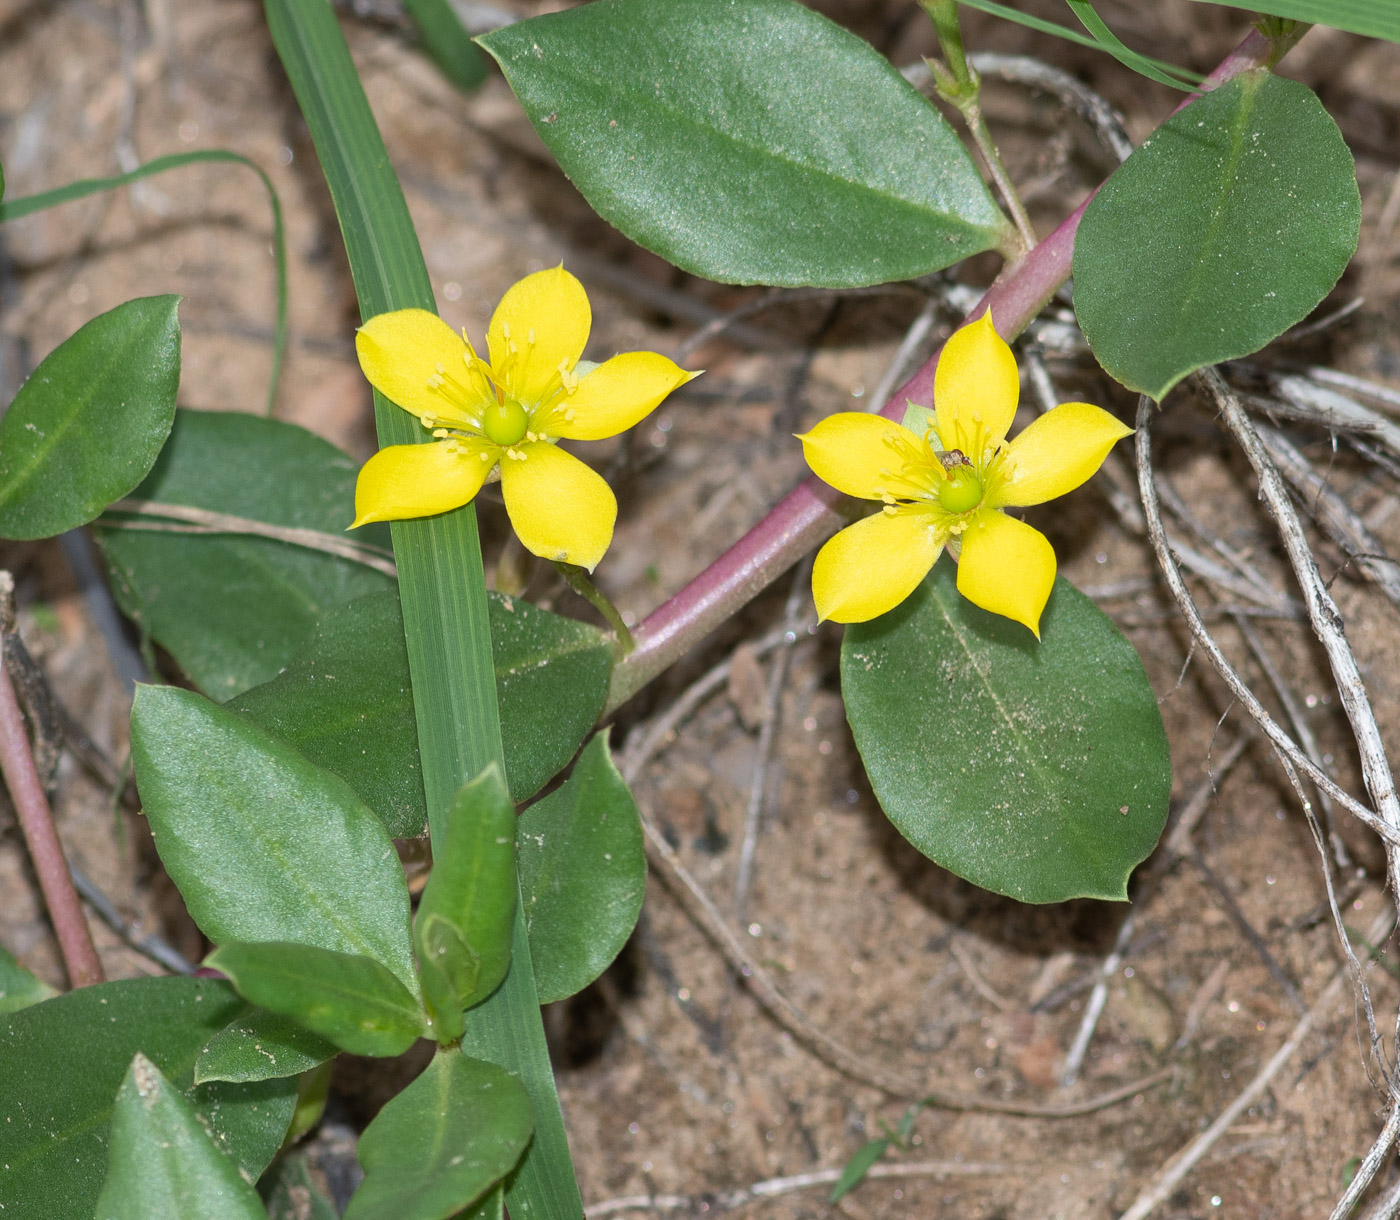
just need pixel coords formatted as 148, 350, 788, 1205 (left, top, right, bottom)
262, 1152, 340, 1220
517, 731, 646, 1003
0, 977, 295, 1220
1188, 0, 1400, 43
195, 1007, 338, 1084
266, 0, 581, 1211
828, 1138, 890, 1204
491, 589, 613, 801
1073, 70, 1360, 400
93, 1053, 267, 1220
417, 915, 473, 1044
130, 685, 419, 993
955, 0, 1201, 82
416, 765, 516, 1021
0, 296, 179, 541
228, 591, 427, 838
207, 941, 427, 1058
95, 408, 395, 699
841, 557, 1170, 904
1063, 0, 1194, 89
404, 0, 487, 91
0, 943, 57, 1014
479, 0, 1007, 287
228, 588, 611, 837
343, 1049, 533, 1220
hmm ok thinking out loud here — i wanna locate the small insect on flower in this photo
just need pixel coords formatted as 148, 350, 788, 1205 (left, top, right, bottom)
798, 310, 1131, 636
351, 266, 699, 571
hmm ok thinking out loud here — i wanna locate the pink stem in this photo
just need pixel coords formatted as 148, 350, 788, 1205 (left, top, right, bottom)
607, 28, 1277, 711
0, 657, 103, 988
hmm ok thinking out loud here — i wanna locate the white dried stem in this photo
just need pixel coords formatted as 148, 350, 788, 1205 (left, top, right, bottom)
1135, 399, 1400, 848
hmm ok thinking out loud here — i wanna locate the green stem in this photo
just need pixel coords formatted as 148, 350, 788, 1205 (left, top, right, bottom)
554, 562, 634, 655
960, 96, 1037, 252
919, 1, 1035, 253
919, 0, 972, 92
264, 2, 582, 1215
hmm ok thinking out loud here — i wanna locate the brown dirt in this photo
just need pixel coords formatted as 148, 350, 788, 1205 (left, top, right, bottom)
3, 2, 1400, 1217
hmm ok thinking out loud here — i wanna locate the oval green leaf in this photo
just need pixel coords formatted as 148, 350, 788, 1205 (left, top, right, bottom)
517, 731, 646, 1003
229, 588, 611, 836
194, 1007, 338, 1085
415, 764, 516, 1021
0, 977, 295, 1220
841, 558, 1170, 904
130, 684, 419, 994
0, 296, 180, 540
95, 409, 395, 699
1073, 70, 1360, 401
344, 1050, 532, 1220
478, 0, 1007, 287
206, 941, 426, 1059
94, 1054, 267, 1220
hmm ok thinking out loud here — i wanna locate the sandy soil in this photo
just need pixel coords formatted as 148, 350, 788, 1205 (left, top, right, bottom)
3, 2, 1400, 1216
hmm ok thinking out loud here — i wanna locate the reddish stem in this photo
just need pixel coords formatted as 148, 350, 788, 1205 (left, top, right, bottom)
606, 27, 1278, 711
0, 649, 103, 988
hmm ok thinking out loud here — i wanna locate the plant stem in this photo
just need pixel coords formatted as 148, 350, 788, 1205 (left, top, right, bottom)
957, 94, 1037, 252
0, 573, 103, 988
604, 26, 1282, 716
554, 562, 634, 654
920, 0, 1036, 252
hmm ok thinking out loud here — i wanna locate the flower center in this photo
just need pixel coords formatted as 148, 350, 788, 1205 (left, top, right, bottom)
482, 397, 529, 446
937, 464, 983, 513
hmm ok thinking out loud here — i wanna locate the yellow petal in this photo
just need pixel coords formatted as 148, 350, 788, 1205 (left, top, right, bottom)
350, 439, 497, 528
992, 402, 1133, 508
487, 267, 591, 405
550, 352, 700, 441
956, 510, 1055, 637
356, 309, 490, 426
811, 509, 946, 623
499, 441, 616, 572
799, 413, 930, 501
934, 310, 1019, 456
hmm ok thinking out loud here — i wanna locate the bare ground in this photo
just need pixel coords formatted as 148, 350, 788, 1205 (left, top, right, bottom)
3, 2, 1400, 1217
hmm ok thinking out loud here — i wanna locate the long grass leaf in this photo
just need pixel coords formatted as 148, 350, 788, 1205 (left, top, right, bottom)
1063, 0, 1197, 90
262, 1, 583, 1215
956, 0, 1201, 85
403, 0, 488, 91
0, 151, 289, 416
1191, 0, 1396, 43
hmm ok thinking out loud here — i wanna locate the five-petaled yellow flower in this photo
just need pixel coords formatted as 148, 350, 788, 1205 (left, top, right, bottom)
351, 266, 698, 570
799, 311, 1131, 636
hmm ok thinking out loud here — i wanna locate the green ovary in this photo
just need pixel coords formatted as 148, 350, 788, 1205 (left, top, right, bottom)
483, 397, 529, 446
937, 467, 983, 513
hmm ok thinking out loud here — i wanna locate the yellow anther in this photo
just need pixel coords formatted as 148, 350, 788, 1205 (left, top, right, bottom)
527, 328, 537, 345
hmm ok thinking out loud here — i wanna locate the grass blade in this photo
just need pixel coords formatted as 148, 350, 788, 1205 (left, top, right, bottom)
1063, 0, 1197, 90
956, 0, 1201, 85
262, 0, 583, 1215
0, 151, 289, 415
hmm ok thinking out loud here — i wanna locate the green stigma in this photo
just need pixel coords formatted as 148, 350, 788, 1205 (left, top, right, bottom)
937, 466, 983, 513
482, 397, 529, 446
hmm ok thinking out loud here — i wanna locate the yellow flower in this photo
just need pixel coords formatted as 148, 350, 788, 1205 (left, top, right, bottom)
351, 266, 698, 571
799, 311, 1131, 636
